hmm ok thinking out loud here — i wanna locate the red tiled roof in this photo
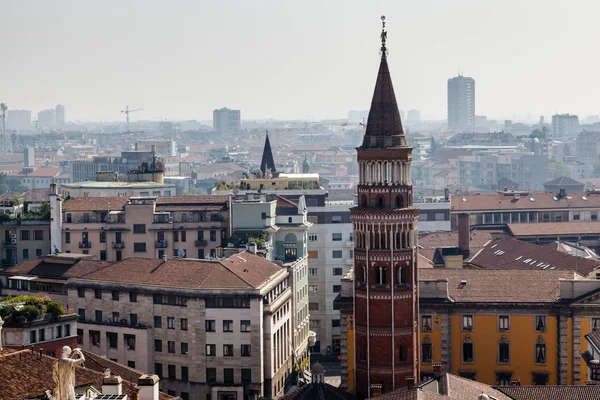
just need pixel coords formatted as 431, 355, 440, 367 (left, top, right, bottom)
508, 221, 600, 237
75, 252, 284, 290
6, 167, 62, 177
272, 194, 298, 209
468, 238, 600, 277
418, 230, 499, 262
4, 256, 112, 280
451, 191, 600, 212
63, 196, 129, 212
23, 188, 50, 202
420, 269, 573, 303
497, 385, 600, 400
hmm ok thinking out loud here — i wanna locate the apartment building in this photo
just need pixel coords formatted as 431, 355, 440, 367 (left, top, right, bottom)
0, 220, 51, 266
56, 196, 231, 261
61, 181, 177, 198
68, 252, 293, 400
450, 188, 600, 229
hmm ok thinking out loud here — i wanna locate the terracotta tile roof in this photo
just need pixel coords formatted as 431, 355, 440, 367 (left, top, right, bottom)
271, 194, 298, 209
23, 188, 50, 202
4, 255, 112, 280
508, 221, 600, 237
451, 191, 600, 212
63, 196, 129, 212
419, 269, 573, 303
280, 383, 356, 400
468, 238, 600, 277
0, 349, 175, 400
418, 230, 498, 262
6, 167, 63, 178
80, 349, 149, 385
75, 252, 284, 290
544, 176, 583, 186
497, 385, 600, 400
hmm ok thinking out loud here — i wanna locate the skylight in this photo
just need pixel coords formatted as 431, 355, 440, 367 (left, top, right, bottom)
583, 196, 588, 201
529, 197, 535, 202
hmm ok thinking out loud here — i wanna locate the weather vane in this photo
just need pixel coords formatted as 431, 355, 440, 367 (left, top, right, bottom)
380, 15, 387, 59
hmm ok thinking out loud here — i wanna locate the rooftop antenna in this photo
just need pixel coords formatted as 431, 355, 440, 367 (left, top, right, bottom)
380, 15, 387, 59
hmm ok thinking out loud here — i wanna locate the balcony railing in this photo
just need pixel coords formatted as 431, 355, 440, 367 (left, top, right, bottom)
112, 242, 125, 249
195, 240, 208, 246
155, 240, 168, 248
3, 240, 17, 246
79, 241, 92, 249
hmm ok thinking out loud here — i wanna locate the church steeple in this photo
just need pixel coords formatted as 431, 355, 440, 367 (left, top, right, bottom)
362, 16, 407, 148
260, 132, 276, 176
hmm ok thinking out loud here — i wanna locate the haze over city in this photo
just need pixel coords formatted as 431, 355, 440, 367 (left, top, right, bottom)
3, 0, 600, 122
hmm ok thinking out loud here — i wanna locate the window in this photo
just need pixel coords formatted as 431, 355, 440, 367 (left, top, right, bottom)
223, 320, 233, 332
133, 224, 146, 234
261, 212, 267, 219
30, 330, 37, 343
422, 315, 433, 332
130, 313, 138, 326
112, 290, 120, 301
181, 342, 188, 355
65, 324, 70, 337
498, 315, 510, 331
125, 334, 136, 350
153, 294, 188, 306
95, 310, 103, 323
206, 320, 216, 332
309, 285, 319, 293
421, 338, 433, 363
332, 319, 340, 328
309, 302, 319, 311
308, 234, 318, 241
241, 344, 251, 357
36, 248, 42, 257
309, 267, 319, 276
116, 250, 122, 261
22, 249, 29, 260
65, 232, 70, 243
34, 230, 44, 240
167, 317, 175, 329
241, 320, 251, 332
206, 368, 217, 383
107, 332, 118, 349
99, 231, 106, 243
310, 319, 320, 328
66, 213, 72, 223
573, 212, 580, 221
154, 316, 162, 328
459, 372, 476, 380
181, 318, 188, 331
498, 337, 510, 364
130, 292, 137, 302
333, 268, 343, 276
223, 344, 234, 356
55, 325, 63, 339
112, 312, 120, 323
532, 373, 548, 385
376, 267, 387, 285
77, 329, 83, 344
555, 214, 563, 222
180, 231, 186, 242
77, 308, 85, 321
542, 213, 550, 223
210, 230, 217, 241
242, 368, 251, 384
496, 372, 512, 386
90, 330, 101, 346
168, 341, 175, 354
462, 336, 474, 363
224, 368, 234, 384
332, 233, 342, 241
535, 316, 546, 332
593, 318, 600, 330
155, 363, 163, 378
77, 288, 85, 298
593, 212, 598, 221
155, 339, 163, 352
133, 242, 146, 252
95, 289, 102, 299
100, 250, 106, 261
535, 337, 547, 364
128, 361, 136, 369
462, 315, 473, 331
206, 344, 216, 356
21, 230, 30, 241
332, 250, 343, 258
332, 215, 342, 223
333, 285, 341, 293
181, 366, 189, 382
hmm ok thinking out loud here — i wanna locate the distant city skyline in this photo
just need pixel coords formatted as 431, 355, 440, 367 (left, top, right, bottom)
3, 1, 600, 122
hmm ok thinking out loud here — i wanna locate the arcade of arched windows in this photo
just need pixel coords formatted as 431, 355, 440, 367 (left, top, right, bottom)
358, 160, 411, 185
355, 263, 411, 286
352, 223, 416, 251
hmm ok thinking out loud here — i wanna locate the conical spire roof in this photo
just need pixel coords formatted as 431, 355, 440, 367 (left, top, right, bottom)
361, 21, 407, 149
260, 133, 276, 176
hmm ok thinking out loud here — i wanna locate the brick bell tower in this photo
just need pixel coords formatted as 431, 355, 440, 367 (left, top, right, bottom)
352, 16, 419, 399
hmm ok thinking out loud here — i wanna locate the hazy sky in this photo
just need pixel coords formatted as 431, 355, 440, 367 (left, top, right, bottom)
3, 0, 600, 122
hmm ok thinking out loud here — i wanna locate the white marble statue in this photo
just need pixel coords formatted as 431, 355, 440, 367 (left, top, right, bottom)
52, 346, 85, 400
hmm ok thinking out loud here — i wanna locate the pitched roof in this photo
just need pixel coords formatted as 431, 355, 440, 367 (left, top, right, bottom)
260, 133, 276, 175
451, 191, 600, 212
544, 176, 583, 186
419, 269, 573, 303
4, 255, 112, 280
507, 222, 600, 238
63, 196, 129, 212
75, 252, 284, 290
23, 188, 50, 202
497, 385, 600, 400
80, 350, 152, 387
585, 330, 600, 353
468, 238, 600, 277
418, 230, 498, 263
6, 167, 62, 178
280, 383, 356, 400
361, 52, 407, 148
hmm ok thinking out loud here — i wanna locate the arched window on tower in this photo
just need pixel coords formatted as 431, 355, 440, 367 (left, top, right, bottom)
376, 267, 387, 285
396, 266, 403, 284
361, 194, 368, 208
396, 343, 406, 363
360, 338, 367, 361
377, 196, 384, 208
395, 195, 404, 209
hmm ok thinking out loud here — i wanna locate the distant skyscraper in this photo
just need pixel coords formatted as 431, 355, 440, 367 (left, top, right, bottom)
213, 107, 241, 132
447, 75, 475, 130
24, 147, 35, 168
407, 109, 420, 123
552, 114, 579, 139
6, 110, 31, 130
37, 109, 56, 129
55, 104, 66, 126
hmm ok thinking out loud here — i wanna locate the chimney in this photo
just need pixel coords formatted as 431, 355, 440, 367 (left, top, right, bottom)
370, 383, 382, 397
457, 213, 470, 258
444, 188, 449, 201
138, 374, 160, 400
102, 374, 123, 395
509, 378, 520, 386
560, 187, 566, 198
247, 243, 257, 254
162, 254, 168, 262
432, 362, 442, 378
406, 376, 416, 390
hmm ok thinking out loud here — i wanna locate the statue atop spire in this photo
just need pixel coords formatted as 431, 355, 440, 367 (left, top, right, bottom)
380, 15, 387, 59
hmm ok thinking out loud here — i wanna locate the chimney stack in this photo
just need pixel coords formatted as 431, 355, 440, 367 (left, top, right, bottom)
102, 374, 123, 395
370, 383, 382, 397
247, 243, 257, 255
432, 362, 442, 378
509, 378, 521, 386
560, 187, 566, 198
138, 374, 160, 400
162, 254, 168, 262
406, 376, 416, 389
457, 213, 470, 258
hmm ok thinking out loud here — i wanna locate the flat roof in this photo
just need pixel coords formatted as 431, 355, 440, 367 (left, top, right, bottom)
62, 181, 176, 189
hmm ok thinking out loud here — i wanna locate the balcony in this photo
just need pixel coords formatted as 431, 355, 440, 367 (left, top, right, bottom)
345, 240, 355, 248
155, 240, 168, 248
112, 242, 125, 249
195, 240, 208, 246
79, 241, 92, 249
3, 239, 16, 246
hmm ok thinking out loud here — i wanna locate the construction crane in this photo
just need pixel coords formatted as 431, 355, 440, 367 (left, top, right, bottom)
121, 105, 143, 134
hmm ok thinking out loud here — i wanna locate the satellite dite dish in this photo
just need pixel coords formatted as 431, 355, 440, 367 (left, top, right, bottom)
177, 249, 185, 258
